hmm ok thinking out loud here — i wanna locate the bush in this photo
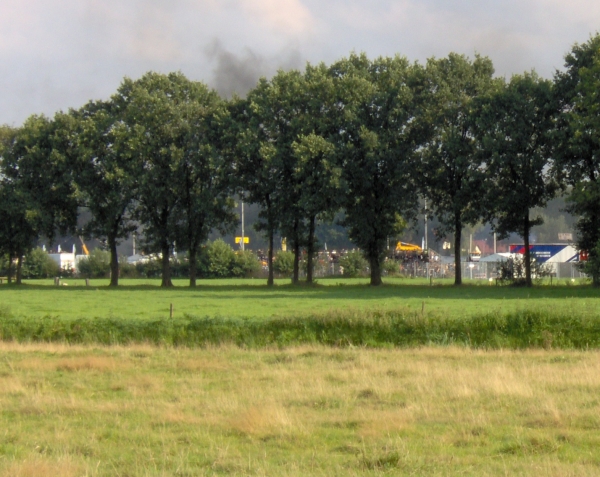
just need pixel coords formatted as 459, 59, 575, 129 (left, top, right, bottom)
339, 250, 368, 277
119, 259, 139, 278
498, 256, 553, 285
204, 239, 236, 278
232, 250, 261, 277
77, 249, 111, 278
171, 255, 190, 278
22, 248, 61, 278
196, 239, 255, 278
135, 258, 162, 278
580, 239, 600, 284
382, 258, 399, 276
273, 250, 294, 276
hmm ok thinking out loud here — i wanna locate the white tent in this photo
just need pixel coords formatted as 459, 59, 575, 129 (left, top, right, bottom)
127, 254, 149, 264
479, 252, 518, 262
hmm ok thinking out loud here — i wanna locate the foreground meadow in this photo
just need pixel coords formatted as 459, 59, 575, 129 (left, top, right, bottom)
1, 344, 600, 476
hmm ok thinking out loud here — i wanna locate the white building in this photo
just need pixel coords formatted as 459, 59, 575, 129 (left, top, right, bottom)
48, 245, 86, 272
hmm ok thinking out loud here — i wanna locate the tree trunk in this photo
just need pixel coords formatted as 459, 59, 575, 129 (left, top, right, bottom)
592, 206, 600, 287
523, 216, 532, 287
454, 214, 462, 286
593, 247, 600, 287
108, 234, 119, 287
267, 228, 274, 287
306, 215, 316, 284
189, 244, 197, 287
16, 254, 23, 285
292, 240, 300, 285
292, 218, 300, 285
369, 254, 382, 286
161, 243, 173, 287
7, 254, 13, 284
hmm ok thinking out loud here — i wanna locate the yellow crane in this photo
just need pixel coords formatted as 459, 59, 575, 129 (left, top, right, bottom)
79, 237, 90, 255
395, 242, 422, 252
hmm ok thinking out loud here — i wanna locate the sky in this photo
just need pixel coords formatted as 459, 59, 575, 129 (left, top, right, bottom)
1, 0, 599, 126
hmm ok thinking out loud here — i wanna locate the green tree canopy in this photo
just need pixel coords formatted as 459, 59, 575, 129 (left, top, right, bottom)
331, 53, 420, 286
417, 53, 498, 285
554, 34, 600, 284
0, 115, 79, 283
234, 71, 305, 286
115, 72, 230, 287
74, 99, 140, 286
476, 73, 558, 287
290, 63, 342, 284
171, 84, 237, 286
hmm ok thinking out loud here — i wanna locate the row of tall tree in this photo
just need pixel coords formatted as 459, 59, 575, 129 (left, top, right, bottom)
2, 35, 600, 288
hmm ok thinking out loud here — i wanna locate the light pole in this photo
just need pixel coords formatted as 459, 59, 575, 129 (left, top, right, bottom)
241, 200, 245, 251
424, 199, 428, 252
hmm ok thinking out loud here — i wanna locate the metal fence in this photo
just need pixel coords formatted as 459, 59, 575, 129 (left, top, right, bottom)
460, 261, 587, 281
274, 258, 587, 281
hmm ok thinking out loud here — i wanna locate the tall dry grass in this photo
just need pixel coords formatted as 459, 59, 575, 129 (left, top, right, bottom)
1, 344, 600, 475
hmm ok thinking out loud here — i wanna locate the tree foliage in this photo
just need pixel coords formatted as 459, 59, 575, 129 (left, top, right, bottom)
332, 54, 420, 286
418, 54, 498, 285
74, 99, 140, 286
554, 34, 600, 285
4, 43, 600, 288
115, 72, 235, 287
476, 73, 558, 287
0, 116, 79, 283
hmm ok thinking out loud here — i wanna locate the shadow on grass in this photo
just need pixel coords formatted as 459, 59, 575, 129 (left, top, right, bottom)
4, 281, 600, 303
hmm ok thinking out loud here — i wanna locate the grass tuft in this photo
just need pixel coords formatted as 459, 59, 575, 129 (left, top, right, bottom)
2, 307, 600, 349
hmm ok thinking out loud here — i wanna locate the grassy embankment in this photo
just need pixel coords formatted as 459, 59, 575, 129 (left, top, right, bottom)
1, 344, 600, 476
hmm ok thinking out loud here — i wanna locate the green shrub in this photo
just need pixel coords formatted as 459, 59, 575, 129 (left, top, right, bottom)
135, 258, 162, 278
205, 239, 236, 278
382, 258, 399, 276
77, 249, 111, 278
580, 239, 600, 284
232, 250, 261, 277
0, 255, 7, 276
171, 255, 190, 278
273, 250, 294, 276
118, 244, 260, 279
195, 240, 260, 279
498, 256, 553, 285
22, 248, 60, 278
339, 250, 368, 277
119, 259, 139, 278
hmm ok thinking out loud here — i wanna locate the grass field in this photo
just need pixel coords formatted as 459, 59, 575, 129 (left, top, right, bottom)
0, 277, 598, 321
2, 279, 600, 475
1, 343, 600, 476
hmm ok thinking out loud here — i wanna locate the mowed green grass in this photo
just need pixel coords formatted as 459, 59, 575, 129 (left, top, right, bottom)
0, 277, 598, 321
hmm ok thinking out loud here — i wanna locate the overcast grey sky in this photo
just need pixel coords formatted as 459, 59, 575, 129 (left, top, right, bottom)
1, 0, 599, 126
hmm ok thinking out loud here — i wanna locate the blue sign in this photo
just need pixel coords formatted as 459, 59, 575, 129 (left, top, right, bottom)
509, 244, 579, 263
